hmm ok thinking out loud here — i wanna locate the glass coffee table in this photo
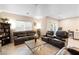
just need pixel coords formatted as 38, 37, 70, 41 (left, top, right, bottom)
25, 39, 60, 55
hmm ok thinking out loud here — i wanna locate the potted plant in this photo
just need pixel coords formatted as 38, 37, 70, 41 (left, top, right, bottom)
0, 18, 8, 23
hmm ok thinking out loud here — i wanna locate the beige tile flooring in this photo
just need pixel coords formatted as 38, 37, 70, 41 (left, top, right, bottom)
1, 43, 33, 55
1, 38, 76, 55
0, 39, 60, 55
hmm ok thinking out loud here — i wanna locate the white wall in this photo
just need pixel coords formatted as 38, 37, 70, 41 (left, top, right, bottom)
59, 17, 79, 31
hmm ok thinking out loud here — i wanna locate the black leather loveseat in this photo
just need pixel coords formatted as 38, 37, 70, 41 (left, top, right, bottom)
13, 31, 36, 45
67, 47, 79, 55
42, 31, 68, 49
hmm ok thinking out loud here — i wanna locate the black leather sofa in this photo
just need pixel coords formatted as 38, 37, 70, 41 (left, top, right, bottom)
42, 31, 68, 49
13, 31, 36, 45
67, 47, 79, 55
55, 31, 68, 41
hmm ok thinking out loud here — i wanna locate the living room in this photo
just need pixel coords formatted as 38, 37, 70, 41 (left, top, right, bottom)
0, 4, 79, 55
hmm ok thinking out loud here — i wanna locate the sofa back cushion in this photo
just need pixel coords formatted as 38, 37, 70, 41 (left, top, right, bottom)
26, 31, 36, 36
56, 31, 68, 38
13, 31, 26, 37
13, 31, 36, 37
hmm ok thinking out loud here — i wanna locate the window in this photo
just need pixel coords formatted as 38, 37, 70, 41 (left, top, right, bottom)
15, 21, 32, 31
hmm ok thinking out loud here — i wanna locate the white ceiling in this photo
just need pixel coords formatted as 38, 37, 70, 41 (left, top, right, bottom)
0, 4, 79, 19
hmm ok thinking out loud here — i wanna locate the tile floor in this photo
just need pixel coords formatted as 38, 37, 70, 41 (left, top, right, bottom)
1, 43, 33, 55
0, 39, 71, 55
0, 39, 59, 55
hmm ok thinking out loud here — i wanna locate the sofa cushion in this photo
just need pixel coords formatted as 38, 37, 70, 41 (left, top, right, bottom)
42, 37, 50, 43
56, 31, 68, 38
25, 31, 36, 36
13, 31, 26, 37
46, 31, 54, 37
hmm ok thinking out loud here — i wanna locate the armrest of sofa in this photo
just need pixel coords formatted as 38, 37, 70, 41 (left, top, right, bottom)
67, 47, 79, 55
41, 35, 47, 38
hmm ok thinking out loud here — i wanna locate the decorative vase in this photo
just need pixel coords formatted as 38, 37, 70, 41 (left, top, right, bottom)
0, 18, 8, 23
